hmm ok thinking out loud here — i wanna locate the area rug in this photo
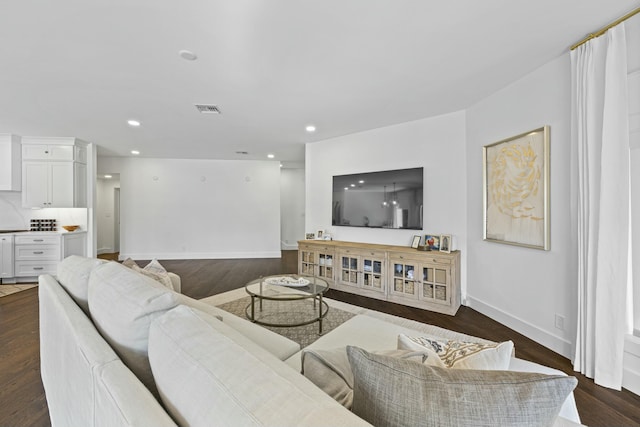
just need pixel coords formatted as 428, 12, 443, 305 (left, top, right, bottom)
0, 284, 37, 298
202, 287, 494, 350
218, 297, 355, 348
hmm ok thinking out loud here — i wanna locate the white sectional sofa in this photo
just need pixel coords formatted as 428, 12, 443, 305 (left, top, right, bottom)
39, 256, 584, 426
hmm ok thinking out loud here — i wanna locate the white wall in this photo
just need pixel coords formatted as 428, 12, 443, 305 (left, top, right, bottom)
465, 55, 575, 358
280, 167, 305, 250
98, 157, 281, 259
0, 192, 30, 230
96, 178, 120, 254
306, 111, 468, 293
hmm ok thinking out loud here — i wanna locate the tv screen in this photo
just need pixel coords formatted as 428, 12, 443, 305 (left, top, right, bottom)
332, 167, 423, 229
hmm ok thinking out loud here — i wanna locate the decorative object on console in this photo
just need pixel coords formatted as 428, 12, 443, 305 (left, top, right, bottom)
30, 219, 56, 231
62, 225, 80, 232
305, 232, 315, 240
439, 234, 451, 253
424, 234, 440, 251
410, 235, 421, 249
483, 126, 550, 250
316, 230, 324, 239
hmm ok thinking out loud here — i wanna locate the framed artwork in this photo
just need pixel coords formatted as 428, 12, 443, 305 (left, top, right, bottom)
410, 235, 421, 249
483, 126, 550, 250
316, 230, 324, 239
424, 234, 440, 251
305, 233, 315, 240
439, 234, 451, 253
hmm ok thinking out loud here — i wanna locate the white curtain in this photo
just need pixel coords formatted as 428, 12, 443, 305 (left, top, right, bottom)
571, 24, 631, 390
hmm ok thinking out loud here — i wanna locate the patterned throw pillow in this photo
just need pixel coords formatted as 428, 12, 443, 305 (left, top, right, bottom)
397, 333, 514, 370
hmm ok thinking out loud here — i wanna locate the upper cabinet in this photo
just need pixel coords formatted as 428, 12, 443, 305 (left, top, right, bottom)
21, 137, 88, 208
0, 134, 22, 191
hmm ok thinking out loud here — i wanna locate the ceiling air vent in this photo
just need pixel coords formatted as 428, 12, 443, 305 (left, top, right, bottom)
195, 104, 221, 114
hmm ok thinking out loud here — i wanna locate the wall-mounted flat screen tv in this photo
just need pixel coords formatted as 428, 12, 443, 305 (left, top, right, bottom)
332, 167, 423, 229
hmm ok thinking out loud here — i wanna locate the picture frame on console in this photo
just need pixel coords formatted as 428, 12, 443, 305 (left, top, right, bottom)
424, 234, 440, 251
483, 126, 550, 250
440, 235, 451, 253
410, 235, 421, 249
305, 233, 315, 240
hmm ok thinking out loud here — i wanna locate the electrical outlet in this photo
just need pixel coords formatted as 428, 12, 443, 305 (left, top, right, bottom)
555, 314, 565, 331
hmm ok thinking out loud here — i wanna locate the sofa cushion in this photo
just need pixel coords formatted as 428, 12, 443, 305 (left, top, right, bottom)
148, 305, 371, 427
88, 261, 181, 397
302, 347, 433, 409
397, 333, 514, 370
347, 346, 577, 427
56, 255, 106, 314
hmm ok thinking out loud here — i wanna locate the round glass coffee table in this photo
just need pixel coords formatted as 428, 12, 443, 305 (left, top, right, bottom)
244, 274, 330, 335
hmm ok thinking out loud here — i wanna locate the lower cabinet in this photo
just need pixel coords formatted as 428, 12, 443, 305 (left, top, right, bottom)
0, 235, 14, 279
8, 232, 87, 280
298, 240, 461, 315
298, 242, 335, 281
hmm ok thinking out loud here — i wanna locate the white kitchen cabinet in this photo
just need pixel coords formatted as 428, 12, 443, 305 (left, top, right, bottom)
13, 232, 86, 278
0, 134, 21, 191
21, 138, 88, 208
0, 235, 14, 280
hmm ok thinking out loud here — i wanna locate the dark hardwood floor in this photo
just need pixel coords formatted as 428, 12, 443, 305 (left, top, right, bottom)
1, 251, 639, 426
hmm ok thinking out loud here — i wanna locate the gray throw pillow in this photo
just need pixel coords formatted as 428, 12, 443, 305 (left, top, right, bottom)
346, 346, 577, 427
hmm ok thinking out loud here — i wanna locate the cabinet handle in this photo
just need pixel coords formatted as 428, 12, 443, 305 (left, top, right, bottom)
33, 267, 44, 270
33, 251, 44, 254
33, 239, 44, 242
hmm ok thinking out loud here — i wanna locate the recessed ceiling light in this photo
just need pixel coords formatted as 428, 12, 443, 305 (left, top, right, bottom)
305, 125, 316, 133
344, 187, 349, 190
131, 150, 140, 155
104, 175, 112, 179
127, 120, 141, 127
350, 184, 356, 187
179, 50, 198, 61
359, 180, 365, 184
267, 154, 275, 159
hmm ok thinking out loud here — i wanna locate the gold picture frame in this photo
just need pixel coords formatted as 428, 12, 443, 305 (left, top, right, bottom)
483, 126, 550, 250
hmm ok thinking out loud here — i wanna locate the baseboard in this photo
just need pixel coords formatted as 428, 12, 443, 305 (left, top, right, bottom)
97, 247, 114, 255
119, 251, 282, 260
466, 295, 573, 359
280, 241, 299, 250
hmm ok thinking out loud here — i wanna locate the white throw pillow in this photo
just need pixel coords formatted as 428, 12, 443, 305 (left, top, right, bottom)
121, 257, 174, 290
88, 261, 181, 397
397, 334, 514, 370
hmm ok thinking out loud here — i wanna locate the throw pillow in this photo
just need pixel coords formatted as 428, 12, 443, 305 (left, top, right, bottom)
397, 333, 513, 370
302, 347, 435, 409
121, 257, 174, 290
346, 346, 577, 427
88, 261, 181, 398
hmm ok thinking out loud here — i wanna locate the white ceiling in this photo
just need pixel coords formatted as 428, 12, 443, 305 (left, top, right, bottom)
0, 1, 637, 163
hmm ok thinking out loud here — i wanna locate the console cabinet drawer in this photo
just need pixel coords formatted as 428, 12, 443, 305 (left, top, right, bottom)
15, 245, 60, 261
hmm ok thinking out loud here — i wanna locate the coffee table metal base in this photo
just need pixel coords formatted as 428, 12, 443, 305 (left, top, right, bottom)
245, 294, 329, 335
